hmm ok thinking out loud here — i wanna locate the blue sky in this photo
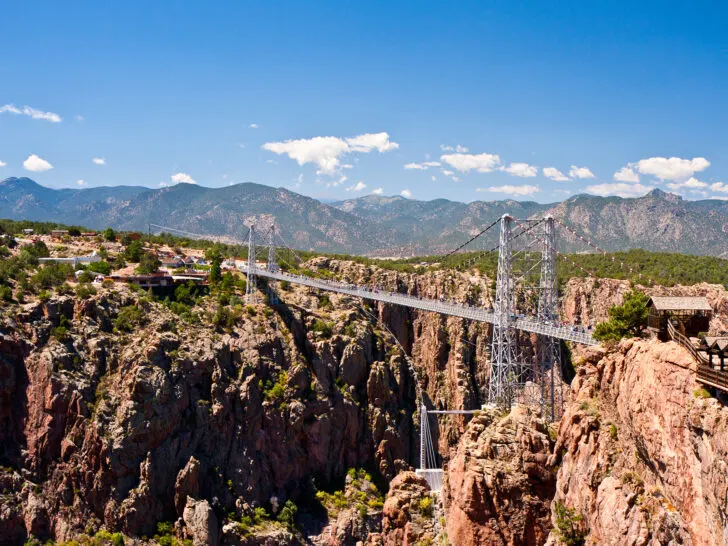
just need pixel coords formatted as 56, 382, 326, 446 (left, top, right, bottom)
1, 0, 727, 203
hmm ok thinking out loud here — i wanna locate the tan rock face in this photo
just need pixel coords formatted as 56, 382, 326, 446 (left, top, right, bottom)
549, 339, 728, 545
443, 406, 556, 546
374, 471, 438, 546
183, 497, 219, 546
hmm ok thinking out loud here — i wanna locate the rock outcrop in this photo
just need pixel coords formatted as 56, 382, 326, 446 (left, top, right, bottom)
444, 406, 556, 546
549, 339, 728, 545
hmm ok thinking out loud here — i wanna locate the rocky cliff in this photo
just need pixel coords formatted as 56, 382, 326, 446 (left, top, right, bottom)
0, 260, 494, 545
3, 260, 728, 545
548, 339, 728, 545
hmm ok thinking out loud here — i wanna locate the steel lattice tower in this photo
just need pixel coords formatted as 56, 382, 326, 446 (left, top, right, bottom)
267, 226, 278, 272
487, 214, 519, 407
537, 216, 562, 420
245, 225, 257, 303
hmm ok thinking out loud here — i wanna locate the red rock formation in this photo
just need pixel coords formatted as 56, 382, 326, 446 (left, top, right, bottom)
549, 339, 728, 545
443, 406, 556, 546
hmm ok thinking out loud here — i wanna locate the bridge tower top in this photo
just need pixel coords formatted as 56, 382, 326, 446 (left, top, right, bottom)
245, 224, 257, 303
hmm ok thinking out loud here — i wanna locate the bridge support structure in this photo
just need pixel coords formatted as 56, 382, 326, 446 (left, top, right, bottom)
538, 216, 563, 421
488, 214, 519, 408
245, 225, 257, 304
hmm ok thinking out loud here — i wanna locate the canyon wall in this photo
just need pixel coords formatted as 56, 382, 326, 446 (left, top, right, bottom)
3, 261, 728, 544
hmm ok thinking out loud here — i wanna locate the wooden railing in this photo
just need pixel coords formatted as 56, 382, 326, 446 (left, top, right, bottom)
668, 320, 728, 392
666, 320, 707, 365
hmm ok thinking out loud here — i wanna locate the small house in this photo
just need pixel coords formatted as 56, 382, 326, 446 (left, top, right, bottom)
699, 337, 728, 371
22, 228, 34, 235
647, 296, 712, 340
50, 229, 69, 238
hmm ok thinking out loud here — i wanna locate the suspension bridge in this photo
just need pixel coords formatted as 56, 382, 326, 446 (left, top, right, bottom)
151, 214, 615, 496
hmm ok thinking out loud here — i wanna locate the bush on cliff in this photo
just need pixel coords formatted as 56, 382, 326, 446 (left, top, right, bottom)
593, 289, 649, 342
113, 305, 145, 332
553, 501, 585, 546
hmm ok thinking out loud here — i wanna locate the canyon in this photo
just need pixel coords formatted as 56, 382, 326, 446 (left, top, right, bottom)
2, 260, 728, 545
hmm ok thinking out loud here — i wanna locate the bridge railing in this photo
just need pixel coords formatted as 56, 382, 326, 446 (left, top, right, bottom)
665, 320, 728, 393
239, 264, 598, 346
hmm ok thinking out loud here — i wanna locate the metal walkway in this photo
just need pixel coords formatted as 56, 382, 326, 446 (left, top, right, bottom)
240, 265, 597, 346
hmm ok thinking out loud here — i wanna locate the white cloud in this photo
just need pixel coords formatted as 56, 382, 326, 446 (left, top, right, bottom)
346, 132, 398, 153
249, 123, 259, 129
431, 175, 436, 181
613, 166, 640, 183
92, 157, 106, 165
371, 187, 384, 195
0, 104, 62, 123
586, 182, 651, 198
0, 160, 6, 167
569, 165, 595, 179
709, 182, 728, 194
666, 177, 708, 191
171, 172, 196, 184
262, 132, 398, 176
76, 179, 87, 186
440, 144, 468, 153
634, 156, 710, 181
440, 152, 502, 173
74, 115, 84, 122
23, 154, 53, 172
401, 189, 412, 198
543, 167, 570, 181
501, 162, 538, 178
476, 184, 539, 196
346, 181, 367, 192
404, 161, 441, 170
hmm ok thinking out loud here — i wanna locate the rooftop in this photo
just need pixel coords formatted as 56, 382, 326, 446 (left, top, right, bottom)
648, 296, 712, 312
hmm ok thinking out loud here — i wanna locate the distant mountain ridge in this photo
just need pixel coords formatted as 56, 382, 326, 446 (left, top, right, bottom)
2, 177, 728, 257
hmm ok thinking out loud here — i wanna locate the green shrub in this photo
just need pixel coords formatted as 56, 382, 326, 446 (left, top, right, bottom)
76, 283, 97, 299
32, 262, 74, 289
213, 306, 235, 330
553, 501, 585, 546
114, 305, 144, 332
693, 387, 712, 399
263, 371, 288, 403
593, 290, 649, 342
418, 496, 433, 516
52, 326, 69, 342
312, 319, 333, 338
136, 252, 161, 274
77, 270, 95, 283
609, 424, 618, 441
0, 285, 13, 301
276, 499, 298, 528
87, 260, 112, 275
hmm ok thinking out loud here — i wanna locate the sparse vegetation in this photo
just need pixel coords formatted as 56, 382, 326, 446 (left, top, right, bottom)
113, 305, 145, 332
593, 290, 649, 342
553, 500, 585, 546
312, 318, 333, 338
693, 387, 712, 399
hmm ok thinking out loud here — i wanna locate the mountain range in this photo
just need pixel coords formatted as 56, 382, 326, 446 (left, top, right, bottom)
2, 176, 728, 257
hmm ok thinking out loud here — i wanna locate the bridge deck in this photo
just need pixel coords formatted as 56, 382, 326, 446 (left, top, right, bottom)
241, 266, 597, 346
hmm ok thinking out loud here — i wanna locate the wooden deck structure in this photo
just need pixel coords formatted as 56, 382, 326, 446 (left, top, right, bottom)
667, 321, 728, 394
647, 296, 712, 341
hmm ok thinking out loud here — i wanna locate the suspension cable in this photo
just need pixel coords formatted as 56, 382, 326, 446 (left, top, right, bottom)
444, 218, 500, 257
